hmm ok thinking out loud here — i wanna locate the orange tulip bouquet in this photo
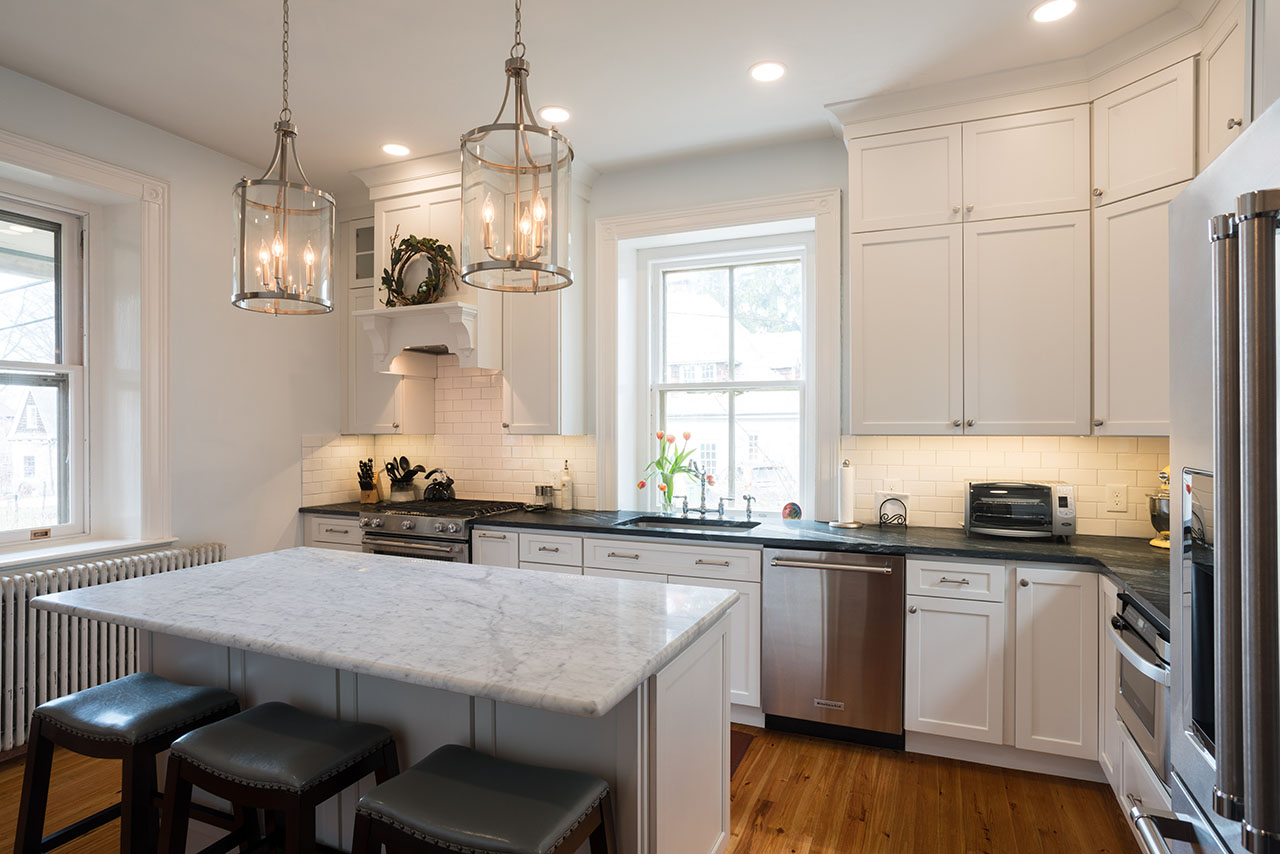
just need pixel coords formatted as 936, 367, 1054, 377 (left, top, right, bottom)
637, 430, 711, 512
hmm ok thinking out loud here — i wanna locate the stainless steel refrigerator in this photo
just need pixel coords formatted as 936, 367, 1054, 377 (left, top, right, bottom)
1165, 98, 1280, 853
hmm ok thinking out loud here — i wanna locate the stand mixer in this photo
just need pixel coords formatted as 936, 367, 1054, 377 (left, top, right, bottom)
1147, 465, 1171, 549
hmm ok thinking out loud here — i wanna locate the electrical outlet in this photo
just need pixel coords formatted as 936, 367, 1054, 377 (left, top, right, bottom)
1106, 484, 1127, 512
885, 478, 904, 493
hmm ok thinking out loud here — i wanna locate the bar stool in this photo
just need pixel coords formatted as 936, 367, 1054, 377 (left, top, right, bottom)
159, 701, 399, 854
351, 744, 616, 854
14, 671, 241, 854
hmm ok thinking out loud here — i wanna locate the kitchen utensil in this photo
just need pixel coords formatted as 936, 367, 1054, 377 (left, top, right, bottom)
1148, 492, 1171, 549
423, 468, 456, 501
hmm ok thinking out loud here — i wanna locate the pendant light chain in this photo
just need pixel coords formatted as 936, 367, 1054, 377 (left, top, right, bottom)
510, 0, 525, 58
280, 0, 291, 123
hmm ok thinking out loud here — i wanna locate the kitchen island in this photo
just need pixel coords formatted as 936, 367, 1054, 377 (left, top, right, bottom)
30, 547, 738, 854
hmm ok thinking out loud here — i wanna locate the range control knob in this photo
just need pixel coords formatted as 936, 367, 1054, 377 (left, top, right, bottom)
447, 523, 461, 534
358, 518, 370, 528
370, 518, 384, 528
401, 520, 415, 530
435, 523, 447, 533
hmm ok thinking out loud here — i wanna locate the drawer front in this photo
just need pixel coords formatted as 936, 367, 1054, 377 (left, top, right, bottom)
518, 532, 583, 567
584, 567, 668, 584
583, 537, 760, 582
306, 516, 363, 546
1121, 734, 1171, 812
907, 557, 1006, 602
518, 561, 583, 576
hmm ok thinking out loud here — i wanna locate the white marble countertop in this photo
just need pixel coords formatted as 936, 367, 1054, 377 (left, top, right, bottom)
30, 547, 737, 717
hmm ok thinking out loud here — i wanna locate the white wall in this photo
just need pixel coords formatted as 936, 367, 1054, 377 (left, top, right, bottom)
0, 66, 342, 558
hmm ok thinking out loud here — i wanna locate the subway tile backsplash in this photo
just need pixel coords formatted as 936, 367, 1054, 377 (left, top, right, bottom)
839, 435, 1170, 537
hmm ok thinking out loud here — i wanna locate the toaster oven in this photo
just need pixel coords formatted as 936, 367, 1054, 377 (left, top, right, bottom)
964, 481, 1076, 538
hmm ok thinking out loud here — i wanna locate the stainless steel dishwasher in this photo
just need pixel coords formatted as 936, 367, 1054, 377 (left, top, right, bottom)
762, 549, 905, 747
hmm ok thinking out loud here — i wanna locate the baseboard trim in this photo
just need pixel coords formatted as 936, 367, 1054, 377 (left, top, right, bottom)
731, 704, 766, 727
906, 732, 1106, 782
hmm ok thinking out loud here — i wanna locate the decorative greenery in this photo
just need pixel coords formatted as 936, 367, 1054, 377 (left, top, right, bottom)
637, 431, 709, 510
381, 225, 459, 307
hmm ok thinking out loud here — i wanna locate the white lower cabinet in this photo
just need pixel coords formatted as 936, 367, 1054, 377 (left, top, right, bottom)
1121, 733, 1171, 812
302, 515, 364, 551
904, 594, 1004, 743
670, 575, 761, 709
472, 529, 519, 568
1098, 577, 1123, 787
584, 567, 667, 583
1014, 565, 1099, 759
518, 561, 582, 575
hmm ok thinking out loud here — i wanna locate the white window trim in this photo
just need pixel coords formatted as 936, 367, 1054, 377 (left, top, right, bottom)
0, 127, 171, 551
639, 234, 817, 513
595, 190, 841, 518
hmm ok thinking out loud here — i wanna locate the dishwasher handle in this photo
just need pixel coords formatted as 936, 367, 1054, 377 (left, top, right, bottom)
769, 557, 894, 575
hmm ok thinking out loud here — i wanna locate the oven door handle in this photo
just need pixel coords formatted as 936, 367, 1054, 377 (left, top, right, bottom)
1107, 621, 1171, 686
362, 536, 460, 555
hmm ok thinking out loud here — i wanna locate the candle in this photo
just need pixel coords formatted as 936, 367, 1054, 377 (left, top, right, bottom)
258, 241, 271, 288
532, 193, 546, 253
481, 195, 495, 252
303, 240, 315, 288
271, 233, 284, 284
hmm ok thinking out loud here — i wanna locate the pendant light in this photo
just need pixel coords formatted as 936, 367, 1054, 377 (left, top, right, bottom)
460, 0, 574, 293
232, 0, 334, 315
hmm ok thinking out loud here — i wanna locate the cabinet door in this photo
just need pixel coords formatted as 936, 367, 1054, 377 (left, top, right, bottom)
347, 288, 403, 434
849, 225, 963, 434
1093, 59, 1195, 205
1122, 732, 1172, 811
583, 567, 667, 583
502, 291, 561, 434
849, 126, 963, 231
904, 594, 1005, 744
962, 106, 1090, 221
1014, 566, 1099, 759
670, 575, 761, 708
1099, 578, 1123, 791
963, 213, 1091, 434
473, 529, 519, 568
1093, 184, 1182, 435
1200, 6, 1248, 169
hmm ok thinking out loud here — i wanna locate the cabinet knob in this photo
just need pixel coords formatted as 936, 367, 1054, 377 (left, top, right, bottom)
966, 418, 975, 427
952, 205, 961, 214
952, 419, 962, 427
965, 204, 974, 213
391, 422, 400, 429
502, 422, 510, 429
1019, 578, 1030, 587
1228, 118, 1243, 130
1092, 188, 1104, 197
1093, 419, 1104, 427
907, 605, 918, 614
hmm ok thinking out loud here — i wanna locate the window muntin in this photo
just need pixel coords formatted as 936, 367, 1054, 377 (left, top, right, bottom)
653, 253, 806, 513
0, 203, 83, 541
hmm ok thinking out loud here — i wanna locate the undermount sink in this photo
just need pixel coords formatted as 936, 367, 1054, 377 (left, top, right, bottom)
615, 515, 761, 533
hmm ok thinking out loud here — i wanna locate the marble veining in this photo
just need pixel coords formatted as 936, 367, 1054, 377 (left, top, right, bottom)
30, 547, 737, 718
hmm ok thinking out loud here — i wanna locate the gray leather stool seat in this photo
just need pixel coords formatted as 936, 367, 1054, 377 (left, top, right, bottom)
33, 671, 238, 744
354, 744, 613, 854
169, 701, 394, 793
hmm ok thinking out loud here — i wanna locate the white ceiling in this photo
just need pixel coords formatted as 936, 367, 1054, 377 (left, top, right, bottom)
0, 0, 1208, 204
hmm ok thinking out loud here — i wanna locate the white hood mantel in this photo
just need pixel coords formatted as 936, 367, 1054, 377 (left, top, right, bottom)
354, 301, 490, 373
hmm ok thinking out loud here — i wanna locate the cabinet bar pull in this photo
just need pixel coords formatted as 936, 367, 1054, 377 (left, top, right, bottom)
695, 559, 731, 567
938, 576, 970, 585
771, 558, 893, 575
477, 532, 506, 540
538, 546, 560, 552
608, 552, 640, 559
323, 528, 350, 534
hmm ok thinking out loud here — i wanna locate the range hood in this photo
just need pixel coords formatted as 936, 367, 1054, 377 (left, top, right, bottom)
354, 301, 488, 373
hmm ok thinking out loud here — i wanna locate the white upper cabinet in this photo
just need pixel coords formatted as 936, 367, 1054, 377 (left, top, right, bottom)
502, 288, 584, 435
849, 225, 963, 435
1200, 5, 1248, 169
961, 106, 1091, 221
849, 125, 963, 231
1093, 59, 1196, 205
963, 213, 1091, 435
1093, 183, 1182, 436
1014, 566, 1099, 760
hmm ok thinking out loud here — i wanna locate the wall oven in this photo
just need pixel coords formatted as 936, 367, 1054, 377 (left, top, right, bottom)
1108, 593, 1172, 784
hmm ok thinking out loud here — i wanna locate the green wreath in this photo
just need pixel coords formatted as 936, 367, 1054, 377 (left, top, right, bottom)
381, 225, 459, 307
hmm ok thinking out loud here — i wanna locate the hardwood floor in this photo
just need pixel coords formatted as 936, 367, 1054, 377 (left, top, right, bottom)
0, 728, 1139, 854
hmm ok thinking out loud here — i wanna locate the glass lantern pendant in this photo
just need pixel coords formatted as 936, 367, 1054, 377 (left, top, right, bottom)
460, 0, 573, 293
232, 0, 334, 315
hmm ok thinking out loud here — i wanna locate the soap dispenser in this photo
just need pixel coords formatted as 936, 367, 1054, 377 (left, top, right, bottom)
558, 460, 575, 510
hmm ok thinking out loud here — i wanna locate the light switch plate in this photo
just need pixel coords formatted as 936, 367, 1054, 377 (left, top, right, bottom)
1106, 484, 1127, 512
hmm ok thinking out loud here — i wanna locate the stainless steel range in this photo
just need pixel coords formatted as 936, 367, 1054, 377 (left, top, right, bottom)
358, 500, 522, 562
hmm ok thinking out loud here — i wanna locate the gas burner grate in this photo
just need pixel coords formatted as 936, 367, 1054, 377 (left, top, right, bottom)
371, 499, 523, 519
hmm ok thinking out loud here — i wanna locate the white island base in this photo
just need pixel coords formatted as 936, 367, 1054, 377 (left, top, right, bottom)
144, 621, 730, 854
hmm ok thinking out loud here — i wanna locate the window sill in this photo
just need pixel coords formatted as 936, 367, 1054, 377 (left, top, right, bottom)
0, 536, 179, 575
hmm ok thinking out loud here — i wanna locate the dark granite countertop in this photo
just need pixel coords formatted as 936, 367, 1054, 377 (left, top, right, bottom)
301, 503, 1173, 632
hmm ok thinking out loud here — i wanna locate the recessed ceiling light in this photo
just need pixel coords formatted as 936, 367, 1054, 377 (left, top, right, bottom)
1031, 0, 1076, 23
9, 224, 34, 233
381, 143, 411, 157
538, 105, 571, 124
749, 61, 787, 82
